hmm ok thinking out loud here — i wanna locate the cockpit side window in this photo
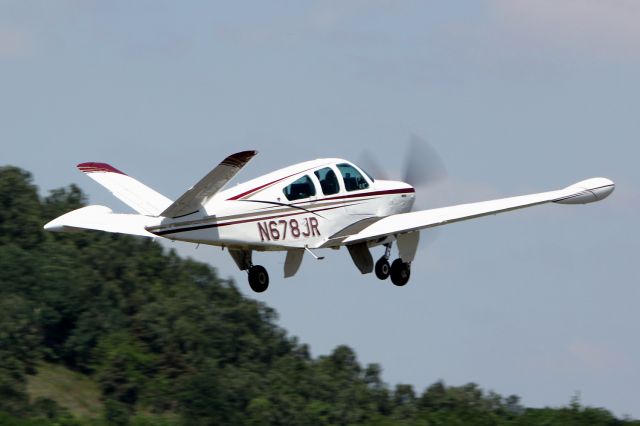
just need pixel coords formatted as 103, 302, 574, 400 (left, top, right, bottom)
283, 175, 316, 201
314, 167, 340, 195
337, 163, 370, 191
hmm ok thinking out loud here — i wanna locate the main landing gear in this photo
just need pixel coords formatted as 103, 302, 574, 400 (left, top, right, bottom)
389, 259, 410, 286
375, 257, 390, 280
228, 249, 271, 293
248, 265, 269, 293
375, 243, 411, 286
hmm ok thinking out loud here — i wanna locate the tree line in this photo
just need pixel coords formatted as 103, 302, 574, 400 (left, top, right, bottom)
0, 165, 636, 425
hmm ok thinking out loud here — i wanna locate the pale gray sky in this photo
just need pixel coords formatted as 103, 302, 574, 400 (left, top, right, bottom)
2, 0, 639, 417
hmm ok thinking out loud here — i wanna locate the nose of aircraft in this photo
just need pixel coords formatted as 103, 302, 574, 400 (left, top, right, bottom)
369, 179, 416, 214
384, 179, 415, 194
393, 180, 416, 212
406, 182, 416, 209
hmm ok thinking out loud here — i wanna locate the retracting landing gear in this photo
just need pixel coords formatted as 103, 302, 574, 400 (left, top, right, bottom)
373, 238, 414, 286
375, 243, 392, 280
248, 265, 269, 293
390, 259, 410, 286
228, 249, 270, 293
375, 258, 390, 280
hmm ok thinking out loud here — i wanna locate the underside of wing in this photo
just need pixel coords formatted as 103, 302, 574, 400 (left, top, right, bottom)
341, 177, 615, 245
161, 150, 257, 218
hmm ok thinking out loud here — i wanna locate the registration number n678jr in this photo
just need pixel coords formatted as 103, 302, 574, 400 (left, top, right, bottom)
257, 217, 320, 241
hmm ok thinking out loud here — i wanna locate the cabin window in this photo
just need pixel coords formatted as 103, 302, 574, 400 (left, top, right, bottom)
283, 175, 316, 201
314, 167, 340, 195
337, 163, 369, 191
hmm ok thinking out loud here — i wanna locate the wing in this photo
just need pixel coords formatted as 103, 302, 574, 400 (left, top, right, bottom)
78, 163, 173, 216
341, 177, 615, 245
160, 150, 257, 218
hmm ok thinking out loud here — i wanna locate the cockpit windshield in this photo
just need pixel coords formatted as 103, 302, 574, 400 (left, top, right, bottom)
337, 163, 370, 191
358, 166, 375, 182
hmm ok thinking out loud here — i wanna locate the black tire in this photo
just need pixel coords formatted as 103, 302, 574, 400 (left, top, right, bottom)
248, 265, 269, 293
375, 257, 391, 280
390, 259, 410, 287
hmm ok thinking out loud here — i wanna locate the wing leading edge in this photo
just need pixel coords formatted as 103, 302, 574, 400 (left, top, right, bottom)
341, 177, 615, 245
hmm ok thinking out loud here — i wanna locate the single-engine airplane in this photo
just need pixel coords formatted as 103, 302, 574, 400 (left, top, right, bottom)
44, 150, 614, 292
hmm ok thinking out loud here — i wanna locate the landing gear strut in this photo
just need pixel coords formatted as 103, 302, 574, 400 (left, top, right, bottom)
248, 265, 269, 293
390, 259, 410, 286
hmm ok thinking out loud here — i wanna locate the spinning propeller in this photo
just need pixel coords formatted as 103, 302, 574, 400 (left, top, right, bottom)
361, 135, 448, 210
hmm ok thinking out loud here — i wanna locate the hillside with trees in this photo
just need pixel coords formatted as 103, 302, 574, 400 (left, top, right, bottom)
0, 165, 636, 425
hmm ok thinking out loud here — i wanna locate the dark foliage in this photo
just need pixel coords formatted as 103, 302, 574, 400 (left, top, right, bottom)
0, 165, 636, 425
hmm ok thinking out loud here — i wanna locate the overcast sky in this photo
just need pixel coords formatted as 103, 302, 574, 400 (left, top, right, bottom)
2, 0, 639, 418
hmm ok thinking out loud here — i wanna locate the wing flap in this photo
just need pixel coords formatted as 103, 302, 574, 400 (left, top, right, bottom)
342, 177, 615, 244
161, 150, 257, 218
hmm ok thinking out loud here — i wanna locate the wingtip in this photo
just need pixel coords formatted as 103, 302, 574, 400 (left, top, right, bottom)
235, 150, 258, 160
77, 162, 126, 175
556, 177, 615, 204
221, 150, 258, 168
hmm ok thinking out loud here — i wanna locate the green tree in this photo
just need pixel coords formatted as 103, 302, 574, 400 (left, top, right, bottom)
42, 184, 86, 222
0, 295, 42, 416
177, 361, 234, 425
0, 166, 43, 249
93, 331, 156, 406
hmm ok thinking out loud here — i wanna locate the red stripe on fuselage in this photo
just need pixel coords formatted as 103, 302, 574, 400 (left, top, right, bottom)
227, 173, 295, 200
226, 165, 324, 200
151, 204, 348, 236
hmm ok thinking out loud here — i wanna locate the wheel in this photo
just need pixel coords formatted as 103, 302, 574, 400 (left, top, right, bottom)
248, 265, 269, 293
375, 257, 390, 280
390, 259, 410, 287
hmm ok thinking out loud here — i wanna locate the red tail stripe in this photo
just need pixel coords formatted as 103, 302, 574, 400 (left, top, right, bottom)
77, 162, 126, 175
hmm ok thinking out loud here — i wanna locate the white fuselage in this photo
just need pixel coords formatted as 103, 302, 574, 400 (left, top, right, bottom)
146, 158, 415, 251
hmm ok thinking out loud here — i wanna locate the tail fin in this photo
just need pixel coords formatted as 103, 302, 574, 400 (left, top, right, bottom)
77, 163, 172, 216
44, 205, 160, 237
160, 150, 257, 218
